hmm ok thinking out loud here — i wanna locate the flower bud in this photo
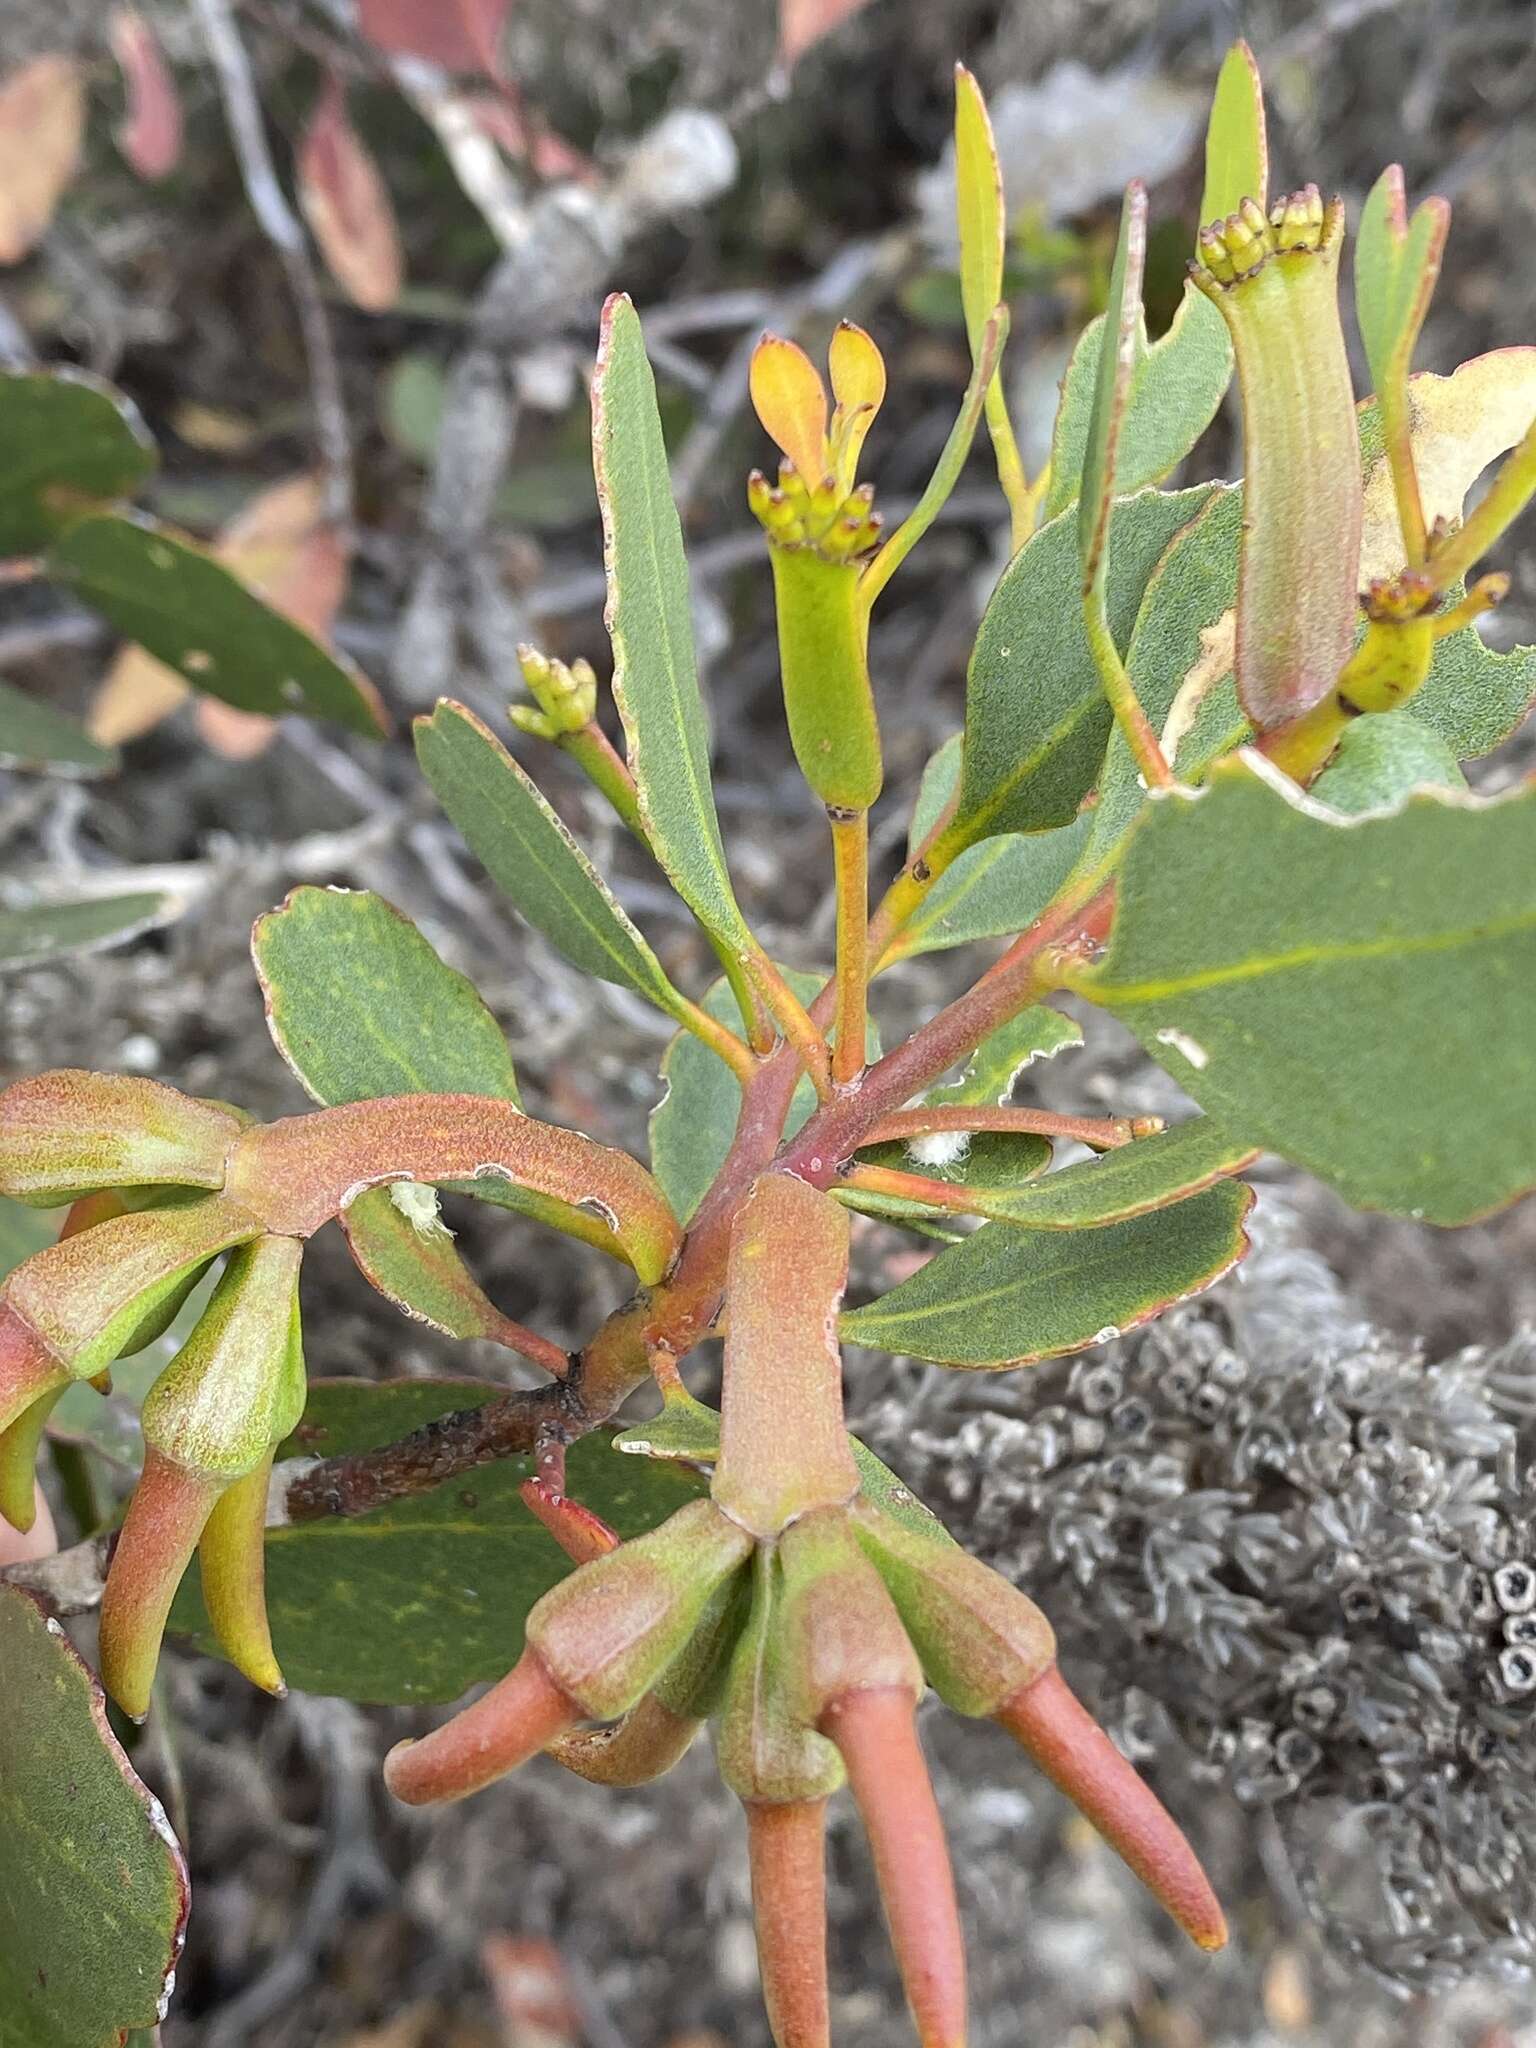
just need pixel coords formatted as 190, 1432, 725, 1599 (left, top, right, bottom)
850, 1497, 1055, 1716
0, 1378, 65, 1532
98, 1234, 305, 1717
544, 1690, 700, 1787
744, 1798, 832, 2048
997, 1665, 1226, 1951
385, 1647, 582, 1806
775, 1509, 922, 1728
0, 1071, 242, 1206
717, 1546, 846, 1809
528, 1496, 753, 1721
514, 644, 599, 738
1, 1194, 265, 1386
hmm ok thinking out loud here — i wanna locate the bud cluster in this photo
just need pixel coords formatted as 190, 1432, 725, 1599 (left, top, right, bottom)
511, 643, 599, 741
384, 1378, 1225, 2048
1194, 184, 1336, 287
747, 466, 883, 562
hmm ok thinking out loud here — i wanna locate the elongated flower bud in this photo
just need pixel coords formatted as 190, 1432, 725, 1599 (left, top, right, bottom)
746, 1798, 832, 2048
1192, 188, 1360, 734
0, 1304, 68, 1448
1, 1195, 265, 1385
0, 1070, 243, 1206
997, 1665, 1226, 1951
199, 1451, 285, 1698
850, 1497, 1055, 1716
385, 1647, 581, 1806
820, 1687, 968, 2048
99, 1235, 305, 1717
0, 1379, 66, 1532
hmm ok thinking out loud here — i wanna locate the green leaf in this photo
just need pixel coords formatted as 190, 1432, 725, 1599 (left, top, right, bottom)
1078, 183, 1149, 602
254, 884, 522, 1108
0, 679, 118, 778
841, 1181, 1252, 1368
935, 1117, 1257, 1230
954, 64, 1005, 358
339, 1186, 544, 1351
1199, 40, 1267, 232
841, 1132, 1052, 1227
885, 813, 1095, 961
0, 1197, 56, 1280
910, 734, 962, 849
649, 968, 870, 1223
1082, 484, 1244, 877
1309, 711, 1465, 816
0, 1583, 188, 2048
591, 296, 753, 958
1045, 286, 1231, 519
0, 369, 156, 554
414, 700, 692, 1021
249, 885, 595, 1296
927, 1006, 1083, 1105
1355, 168, 1449, 401
953, 484, 1217, 840
46, 514, 387, 738
0, 893, 178, 970
169, 1380, 707, 1704
1078, 754, 1536, 1224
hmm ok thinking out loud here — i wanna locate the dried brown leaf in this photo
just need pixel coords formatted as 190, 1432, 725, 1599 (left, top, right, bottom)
0, 54, 86, 264
356, 0, 511, 77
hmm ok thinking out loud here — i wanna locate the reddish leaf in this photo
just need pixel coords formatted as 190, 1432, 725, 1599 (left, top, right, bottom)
461, 90, 594, 182
356, 0, 511, 77
0, 54, 85, 264
110, 7, 183, 182
297, 74, 404, 314
778, 0, 872, 68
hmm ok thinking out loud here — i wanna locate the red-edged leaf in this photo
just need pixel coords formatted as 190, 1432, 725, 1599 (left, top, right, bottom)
356, 0, 511, 77
109, 8, 183, 183
0, 54, 85, 264
297, 73, 403, 314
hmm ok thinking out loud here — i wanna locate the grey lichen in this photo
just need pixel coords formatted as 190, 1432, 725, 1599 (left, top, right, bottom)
852, 1206, 1536, 1992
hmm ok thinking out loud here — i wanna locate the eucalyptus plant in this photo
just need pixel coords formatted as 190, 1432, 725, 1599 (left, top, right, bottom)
4, 42, 1536, 2048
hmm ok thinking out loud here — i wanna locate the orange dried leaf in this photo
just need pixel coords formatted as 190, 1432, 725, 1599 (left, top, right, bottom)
297, 74, 404, 314
0, 54, 86, 265
110, 8, 183, 182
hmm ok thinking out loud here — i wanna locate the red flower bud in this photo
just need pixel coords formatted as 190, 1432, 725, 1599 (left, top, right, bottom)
745, 1797, 831, 2048
100, 1446, 225, 1719
996, 1665, 1226, 1951
385, 1647, 580, 1805
819, 1687, 967, 2048
545, 1690, 699, 1787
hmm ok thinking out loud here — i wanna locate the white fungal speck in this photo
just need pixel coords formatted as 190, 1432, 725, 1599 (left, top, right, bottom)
1155, 1027, 1209, 1070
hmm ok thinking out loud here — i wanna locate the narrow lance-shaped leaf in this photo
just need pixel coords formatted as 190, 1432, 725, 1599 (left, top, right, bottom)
1044, 288, 1231, 520
0, 55, 84, 266
0, 368, 156, 553
952, 65, 1029, 542
416, 700, 710, 1027
297, 72, 404, 314
0, 1582, 189, 2048
592, 296, 756, 965
46, 514, 387, 738
1199, 41, 1267, 233
110, 6, 183, 182
1076, 752, 1536, 1225
840, 1182, 1252, 1369
1354, 166, 1450, 566
926, 1117, 1258, 1231
0, 893, 180, 973
1079, 182, 1149, 602
950, 482, 1219, 842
